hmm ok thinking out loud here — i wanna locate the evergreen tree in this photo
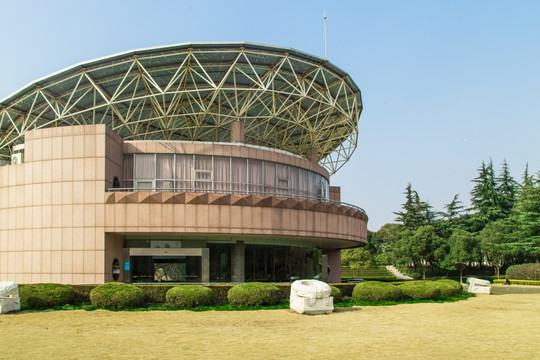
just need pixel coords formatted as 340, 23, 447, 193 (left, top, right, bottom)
394, 183, 434, 230
444, 194, 465, 220
511, 176, 540, 262
496, 159, 518, 215
522, 163, 533, 188
470, 160, 502, 227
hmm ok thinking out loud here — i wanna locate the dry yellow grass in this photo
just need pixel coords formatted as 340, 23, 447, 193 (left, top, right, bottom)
1, 293, 539, 359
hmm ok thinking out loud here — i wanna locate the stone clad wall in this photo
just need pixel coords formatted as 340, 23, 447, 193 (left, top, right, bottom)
0, 125, 110, 284
0, 124, 367, 284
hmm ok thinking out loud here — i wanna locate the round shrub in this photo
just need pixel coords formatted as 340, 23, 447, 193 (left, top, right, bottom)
20, 283, 75, 308
506, 263, 540, 280
166, 285, 214, 307
352, 281, 403, 301
400, 281, 441, 300
433, 279, 463, 297
330, 285, 343, 302
227, 282, 281, 306
90, 283, 145, 310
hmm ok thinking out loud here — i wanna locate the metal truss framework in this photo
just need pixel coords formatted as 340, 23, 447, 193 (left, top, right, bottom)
0, 42, 362, 174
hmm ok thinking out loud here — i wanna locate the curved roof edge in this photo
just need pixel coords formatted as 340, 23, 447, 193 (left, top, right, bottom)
0, 41, 359, 106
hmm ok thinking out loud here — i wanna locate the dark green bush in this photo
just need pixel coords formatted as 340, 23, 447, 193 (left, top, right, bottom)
135, 285, 176, 305
227, 282, 281, 306
433, 279, 463, 297
72, 285, 97, 304
19, 283, 75, 308
329, 283, 356, 298
330, 285, 343, 302
352, 281, 403, 301
506, 263, 540, 280
400, 281, 441, 300
166, 285, 214, 307
90, 283, 145, 310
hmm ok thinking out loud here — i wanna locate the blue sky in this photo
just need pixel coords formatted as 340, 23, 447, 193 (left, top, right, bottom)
1, 0, 538, 230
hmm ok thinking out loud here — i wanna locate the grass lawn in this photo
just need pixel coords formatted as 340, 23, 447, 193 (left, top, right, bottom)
0, 291, 538, 359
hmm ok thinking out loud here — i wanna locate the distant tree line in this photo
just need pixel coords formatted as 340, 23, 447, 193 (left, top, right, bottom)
342, 160, 540, 282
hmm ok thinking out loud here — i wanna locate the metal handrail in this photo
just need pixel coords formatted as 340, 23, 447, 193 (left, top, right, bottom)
106, 187, 366, 215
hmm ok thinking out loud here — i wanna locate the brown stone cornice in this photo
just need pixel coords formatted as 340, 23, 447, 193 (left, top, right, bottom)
105, 191, 368, 221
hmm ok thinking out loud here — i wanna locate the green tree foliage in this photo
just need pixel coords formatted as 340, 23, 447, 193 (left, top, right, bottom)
496, 160, 518, 215
371, 223, 402, 256
510, 177, 540, 262
441, 229, 479, 283
444, 194, 465, 220
470, 160, 500, 226
394, 183, 435, 230
341, 247, 376, 269
478, 220, 515, 278
394, 225, 446, 279
372, 160, 537, 278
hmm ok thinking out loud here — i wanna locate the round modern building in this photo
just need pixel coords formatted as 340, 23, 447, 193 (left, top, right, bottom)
0, 42, 367, 284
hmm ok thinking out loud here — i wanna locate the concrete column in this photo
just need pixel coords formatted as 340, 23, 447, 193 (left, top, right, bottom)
323, 249, 342, 283
202, 248, 210, 283
321, 254, 328, 282
231, 241, 245, 282
329, 186, 341, 202
306, 147, 318, 163
230, 120, 245, 143
122, 248, 131, 283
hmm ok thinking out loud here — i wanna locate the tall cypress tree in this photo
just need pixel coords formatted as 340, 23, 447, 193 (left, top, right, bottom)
496, 160, 518, 215
394, 183, 434, 230
470, 160, 502, 225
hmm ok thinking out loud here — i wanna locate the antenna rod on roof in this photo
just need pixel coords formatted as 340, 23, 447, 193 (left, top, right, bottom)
324, 11, 327, 59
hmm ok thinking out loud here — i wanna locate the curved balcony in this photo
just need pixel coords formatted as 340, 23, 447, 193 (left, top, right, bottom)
104, 188, 368, 249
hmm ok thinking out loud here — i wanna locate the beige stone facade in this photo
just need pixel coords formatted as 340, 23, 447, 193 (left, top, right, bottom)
0, 125, 367, 284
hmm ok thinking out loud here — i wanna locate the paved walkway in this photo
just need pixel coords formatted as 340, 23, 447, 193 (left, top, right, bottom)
490, 284, 540, 295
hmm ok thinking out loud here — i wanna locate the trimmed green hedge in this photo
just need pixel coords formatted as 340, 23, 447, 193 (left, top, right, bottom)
227, 282, 282, 306
90, 283, 145, 310
352, 281, 403, 301
166, 285, 214, 307
19, 283, 75, 308
399, 281, 441, 300
330, 285, 343, 302
493, 279, 540, 286
505, 263, 540, 281
433, 279, 463, 297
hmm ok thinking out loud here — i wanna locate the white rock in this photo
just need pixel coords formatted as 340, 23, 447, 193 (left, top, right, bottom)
396, 275, 414, 280
465, 277, 491, 294
290, 279, 334, 315
0, 281, 20, 314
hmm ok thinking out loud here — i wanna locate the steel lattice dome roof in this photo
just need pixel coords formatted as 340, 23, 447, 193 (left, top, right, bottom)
0, 42, 362, 174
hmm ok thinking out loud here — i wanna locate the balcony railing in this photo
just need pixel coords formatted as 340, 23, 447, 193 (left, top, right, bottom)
106, 186, 367, 216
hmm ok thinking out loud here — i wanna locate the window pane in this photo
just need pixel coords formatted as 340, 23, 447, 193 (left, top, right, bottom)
157, 155, 174, 179
315, 175, 323, 199
307, 172, 316, 199
298, 169, 307, 198
157, 180, 174, 190
232, 158, 247, 192
277, 164, 288, 195
214, 157, 230, 192
248, 160, 263, 194
135, 154, 155, 179
264, 162, 276, 195
176, 155, 193, 191
289, 167, 299, 196
136, 181, 153, 190
195, 155, 212, 170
